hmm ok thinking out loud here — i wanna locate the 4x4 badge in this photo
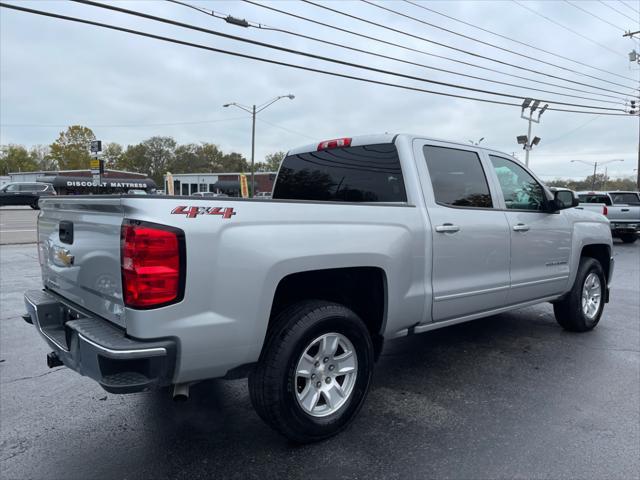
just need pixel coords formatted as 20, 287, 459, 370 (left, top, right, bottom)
171, 206, 236, 219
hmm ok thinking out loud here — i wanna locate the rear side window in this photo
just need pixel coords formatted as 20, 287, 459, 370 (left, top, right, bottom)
423, 146, 493, 208
273, 144, 406, 202
578, 194, 612, 206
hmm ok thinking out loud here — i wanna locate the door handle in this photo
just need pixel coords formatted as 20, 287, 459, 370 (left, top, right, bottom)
621, 208, 629, 212
435, 223, 460, 233
513, 223, 530, 232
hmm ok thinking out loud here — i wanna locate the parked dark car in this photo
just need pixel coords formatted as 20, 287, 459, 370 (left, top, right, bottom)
0, 182, 56, 209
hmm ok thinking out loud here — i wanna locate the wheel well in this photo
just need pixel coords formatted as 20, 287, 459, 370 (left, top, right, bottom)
269, 267, 387, 360
581, 244, 611, 281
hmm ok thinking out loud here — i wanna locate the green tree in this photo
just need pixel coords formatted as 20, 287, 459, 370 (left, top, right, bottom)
117, 136, 176, 184
29, 145, 55, 171
220, 151, 249, 172
0, 145, 39, 175
171, 143, 216, 173
257, 151, 285, 172
143, 136, 176, 184
197, 143, 226, 171
49, 125, 96, 170
102, 142, 123, 169
117, 143, 150, 174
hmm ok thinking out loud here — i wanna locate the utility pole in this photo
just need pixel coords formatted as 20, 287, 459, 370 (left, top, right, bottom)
571, 159, 624, 190
517, 98, 548, 168
623, 30, 640, 189
223, 95, 295, 197
251, 104, 256, 196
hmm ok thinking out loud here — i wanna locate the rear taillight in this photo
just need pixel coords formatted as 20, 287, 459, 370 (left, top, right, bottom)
121, 222, 185, 309
317, 137, 352, 151
603, 206, 608, 216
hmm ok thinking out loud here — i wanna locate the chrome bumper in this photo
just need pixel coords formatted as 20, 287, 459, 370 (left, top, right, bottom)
24, 289, 176, 394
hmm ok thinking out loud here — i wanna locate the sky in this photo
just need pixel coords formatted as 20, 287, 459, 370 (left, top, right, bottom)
1, 0, 639, 179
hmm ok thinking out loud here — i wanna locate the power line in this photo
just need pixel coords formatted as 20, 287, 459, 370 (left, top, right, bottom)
255, 117, 316, 141
71, 0, 626, 112
563, 0, 626, 33
170, 0, 624, 105
512, 0, 628, 59
303, 0, 636, 98
362, 0, 634, 91
601, 0, 640, 23
243, 0, 629, 101
403, 0, 637, 83
0, 116, 249, 128
617, 0, 640, 17
0, 2, 634, 117
543, 115, 602, 145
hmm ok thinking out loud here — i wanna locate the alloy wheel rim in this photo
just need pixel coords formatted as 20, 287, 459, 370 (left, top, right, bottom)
581, 272, 602, 320
294, 332, 358, 417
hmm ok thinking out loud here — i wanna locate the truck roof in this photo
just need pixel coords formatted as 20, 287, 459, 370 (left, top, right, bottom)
286, 133, 517, 160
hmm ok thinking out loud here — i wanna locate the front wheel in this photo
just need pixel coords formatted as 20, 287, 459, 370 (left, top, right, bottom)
619, 233, 637, 244
553, 257, 605, 332
249, 300, 374, 443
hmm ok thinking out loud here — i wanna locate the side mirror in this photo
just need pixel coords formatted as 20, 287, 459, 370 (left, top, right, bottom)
549, 189, 579, 211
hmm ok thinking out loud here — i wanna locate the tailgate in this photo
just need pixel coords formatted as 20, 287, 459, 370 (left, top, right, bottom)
608, 205, 640, 222
38, 197, 126, 327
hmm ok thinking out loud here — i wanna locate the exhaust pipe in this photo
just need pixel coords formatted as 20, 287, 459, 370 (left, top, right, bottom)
172, 383, 190, 402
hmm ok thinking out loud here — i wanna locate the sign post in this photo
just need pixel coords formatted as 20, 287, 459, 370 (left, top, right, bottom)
90, 140, 103, 187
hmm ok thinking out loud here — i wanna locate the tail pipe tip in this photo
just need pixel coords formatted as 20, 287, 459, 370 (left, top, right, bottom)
172, 383, 190, 402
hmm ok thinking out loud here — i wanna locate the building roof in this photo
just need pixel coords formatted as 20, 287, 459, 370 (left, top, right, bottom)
167, 171, 277, 177
9, 168, 147, 177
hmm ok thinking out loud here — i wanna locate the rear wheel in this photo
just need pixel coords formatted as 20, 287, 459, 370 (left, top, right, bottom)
619, 233, 637, 244
553, 257, 605, 332
249, 300, 374, 443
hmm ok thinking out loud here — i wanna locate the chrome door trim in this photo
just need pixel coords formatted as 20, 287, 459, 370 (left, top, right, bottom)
511, 275, 569, 289
434, 284, 510, 302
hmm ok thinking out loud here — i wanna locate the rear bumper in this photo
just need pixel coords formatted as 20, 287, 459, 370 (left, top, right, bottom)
610, 223, 639, 233
24, 289, 176, 394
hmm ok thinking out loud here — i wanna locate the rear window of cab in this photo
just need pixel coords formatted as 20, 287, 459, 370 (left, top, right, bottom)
578, 194, 612, 206
273, 144, 407, 203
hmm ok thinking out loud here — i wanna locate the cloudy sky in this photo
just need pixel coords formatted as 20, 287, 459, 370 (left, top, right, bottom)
1, 0, 639, 179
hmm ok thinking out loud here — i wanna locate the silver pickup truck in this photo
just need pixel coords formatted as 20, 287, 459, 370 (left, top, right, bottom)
24, 134, 614, 442
576, 191, 640, 243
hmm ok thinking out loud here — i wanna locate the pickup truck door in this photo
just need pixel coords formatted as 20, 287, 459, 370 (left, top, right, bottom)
487, 155, 572, 304
415, 141, 511, 322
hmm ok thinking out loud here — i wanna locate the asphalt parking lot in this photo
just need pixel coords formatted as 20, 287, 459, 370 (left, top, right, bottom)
0, 224, 638, 479
0, 207, 39, 245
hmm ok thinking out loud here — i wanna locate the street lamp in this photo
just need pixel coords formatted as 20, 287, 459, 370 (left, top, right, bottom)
518, 98, 548, 167
223, 94, 295, 197
570, 159, 624, 190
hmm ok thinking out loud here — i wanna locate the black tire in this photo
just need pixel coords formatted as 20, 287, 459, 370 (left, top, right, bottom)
553, 257, 606, 332
249, 300, 374, 443
620, 233, 637, 244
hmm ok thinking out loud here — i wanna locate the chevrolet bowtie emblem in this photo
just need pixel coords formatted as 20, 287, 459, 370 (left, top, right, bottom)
53, 246, 74, 267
